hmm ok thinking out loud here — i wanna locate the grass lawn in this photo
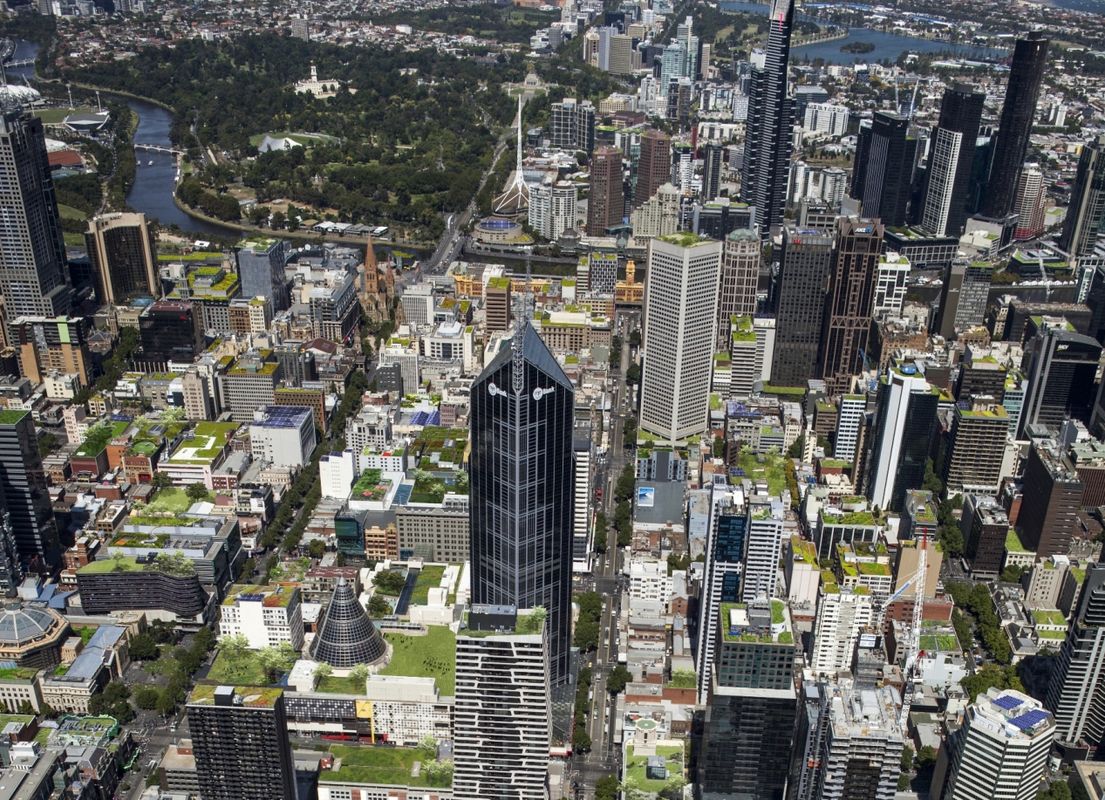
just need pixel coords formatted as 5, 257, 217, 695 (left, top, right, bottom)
625, 744, 684, 794
57, 203, 87, 221
146, 487, 210, 514
410, 565, 446, 606
919, 633, 961, 652
323, 744, 448, 788
734, 447, 787, 495
34, 105, 95, 124
205, 649, 269, 686
317, 675, 365, 695
380, 626, 456, 695
63, 231, 85, 247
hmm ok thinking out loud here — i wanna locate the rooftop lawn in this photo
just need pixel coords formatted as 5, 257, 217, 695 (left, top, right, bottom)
322, 744, 449, 788
0, 410, 28, 425
205, 649, 270, 686
144, 487, 209, 515
1006, 528, 1029, 554
732, 447, 787, 496
351, 469, 388, 501
317, 675, 365, 695
189, 684, 282, 708
379, 627, 456, 695
0, 668, 38, 681
919, 633, 961, 652
1033, 609, 1067, 627
625, 744, 684, 795
157, 251, 224, 262
74, 421, 128, 458
410, 565, 446, 606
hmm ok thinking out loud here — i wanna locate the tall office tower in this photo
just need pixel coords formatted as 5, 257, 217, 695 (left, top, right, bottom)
0, 89, 72, 320
0, 410, 59, 574
0, 494, 22, 598
675, 16, 699, 79
1016, 440, 1082, 560
639, 235, 722, 442
866, 363, 937, 512
850, 112, 917, 227
742, 496, 787, 603
1019, 324, 1101, 436
586, 146, 623, 235
1061, 135, 1105, 257
136, 300, 204, 370
835, 394, 866, 464
484, 278, 511, 333
528, 180, 577, 241
634, 128, 672, 208
740, 0, 795, 236
85, 212, 159, 306
1047, 561, 1105, 755
453, 606, 551, 800
921, 85, 985, 236
962, 494, 1010, 580
235, 237, 290, 311
936, 261, 992, 340
811, 586, 873, 675
703, 142, 724, 201
818, 218, 885, 395
942, 403, 1011, 495
872, 252, 910, 318
770, 227, 834, 386
982, 32, 1049, 219
186, 685, 297, 800
956, 349, 1008, 404
809, 678, 904, 800
469, 321, 574, 686
716, 228, 761, 347
697, 485, 747, 703
549, 97, 596, 155
697, 599, 798, 800
1013, 163, 1046, 240
933, 688, 1055, 800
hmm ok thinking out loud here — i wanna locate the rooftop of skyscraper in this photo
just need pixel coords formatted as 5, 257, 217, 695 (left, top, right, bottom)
719, 599, 793, 645
969, 688, 1054, 741
188, 684, 283, 709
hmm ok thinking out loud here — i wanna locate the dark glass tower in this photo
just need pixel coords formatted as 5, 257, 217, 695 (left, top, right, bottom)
0, 410, 60, 574
770, 226, 834, 387
922, 85, 985, 236
469, 321, 574, 686
0, 90, 72, 320
850, 112, 917, 227
740, 0, 795, 237
1019, 325, 1101, 436
1061, 135, 1105, 257
982, 32, 1049, 218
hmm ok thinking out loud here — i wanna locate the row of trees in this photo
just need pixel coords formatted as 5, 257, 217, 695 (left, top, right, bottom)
100, 625, 215, 719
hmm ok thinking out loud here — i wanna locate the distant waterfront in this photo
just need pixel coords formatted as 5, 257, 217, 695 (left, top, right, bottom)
720, 1, 1009, 63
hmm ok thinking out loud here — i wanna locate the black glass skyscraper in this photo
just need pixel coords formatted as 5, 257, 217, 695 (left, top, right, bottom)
740, 0, 794, 237
982, 32, 1049, 219
469, 321, 574, 686
770, 226, 834, 387
850, 112, 917, 227
0, 410, 60, 574
1061, 135, 1105, 258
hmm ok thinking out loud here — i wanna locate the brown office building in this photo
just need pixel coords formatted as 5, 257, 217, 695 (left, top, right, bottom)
1017, 441, 1083, 560
85, 212, 159, 306
586, 146, 624, 236
943, 403, 1011, 495
484, 276, 512, 334
10, 315, 95, 386
634, 129, 671, 209
818, 217, 884, 395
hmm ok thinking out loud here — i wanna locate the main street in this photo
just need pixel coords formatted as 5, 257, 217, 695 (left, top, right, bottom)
577, 311, 637, 798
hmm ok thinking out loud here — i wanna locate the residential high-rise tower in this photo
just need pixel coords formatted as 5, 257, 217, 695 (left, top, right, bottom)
1061, 135, 1105, 257
920, 85, 985, 237
716, 227, 761, 347
587, 146, 624, 236
635, 128, 672, 208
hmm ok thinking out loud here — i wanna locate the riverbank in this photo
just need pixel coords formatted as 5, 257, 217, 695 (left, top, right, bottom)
792, 29, 849, 48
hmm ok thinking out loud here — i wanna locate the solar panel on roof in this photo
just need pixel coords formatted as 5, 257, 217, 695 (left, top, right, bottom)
992, 694, 1024, 711
1010, 709, 1049, 731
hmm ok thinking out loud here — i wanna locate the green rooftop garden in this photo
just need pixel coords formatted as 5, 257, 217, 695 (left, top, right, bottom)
380, 627, 456, 695
316, 675, 365, 695
760, 383, 805, 396
857, 561, 891, 576
771, 600, 785, 625
143, 487, 210, 515
1072, 567, 1086, 584
919, 632, 961, 652
74, 421, 128, 458
823, 510, 878, 526
410, 565, 446, 606
732, 447, 787, 495
666, 669, 695, 689
1038, 629, 1067, 640
0, 410, 29, 425
1006, 528, 1030, 554
0, 667, 38, 681
189, 684, 283, 708
1033, 609, 1067, 627
352, 469, 389, 501
157, 251, 223, 262
79, 553, 196, 577
322, 744, 451, 788
658, 231, 706, 248
410, 470, 468, 504
624, 744, 684, 795
223, 584, 296, 608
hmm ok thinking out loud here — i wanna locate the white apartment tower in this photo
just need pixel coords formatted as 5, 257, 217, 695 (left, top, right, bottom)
529, 180, 578, 241
742, 496, 787, 604
814, 679, 904, 800
453, 606, 551, 800
935, 689, 1055, 800
696, 485, 747, 703
640, 235, 723, 442
834, 394, 866, 465
218, 584, 304, 650
921, 127, 963, 237
811, 587, 873, 676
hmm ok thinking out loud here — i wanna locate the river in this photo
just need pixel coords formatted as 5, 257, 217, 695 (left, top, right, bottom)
720, 1, 1009, 63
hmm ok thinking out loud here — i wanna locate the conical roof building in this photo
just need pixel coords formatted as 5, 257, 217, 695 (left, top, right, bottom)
310, 578, 386, 668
